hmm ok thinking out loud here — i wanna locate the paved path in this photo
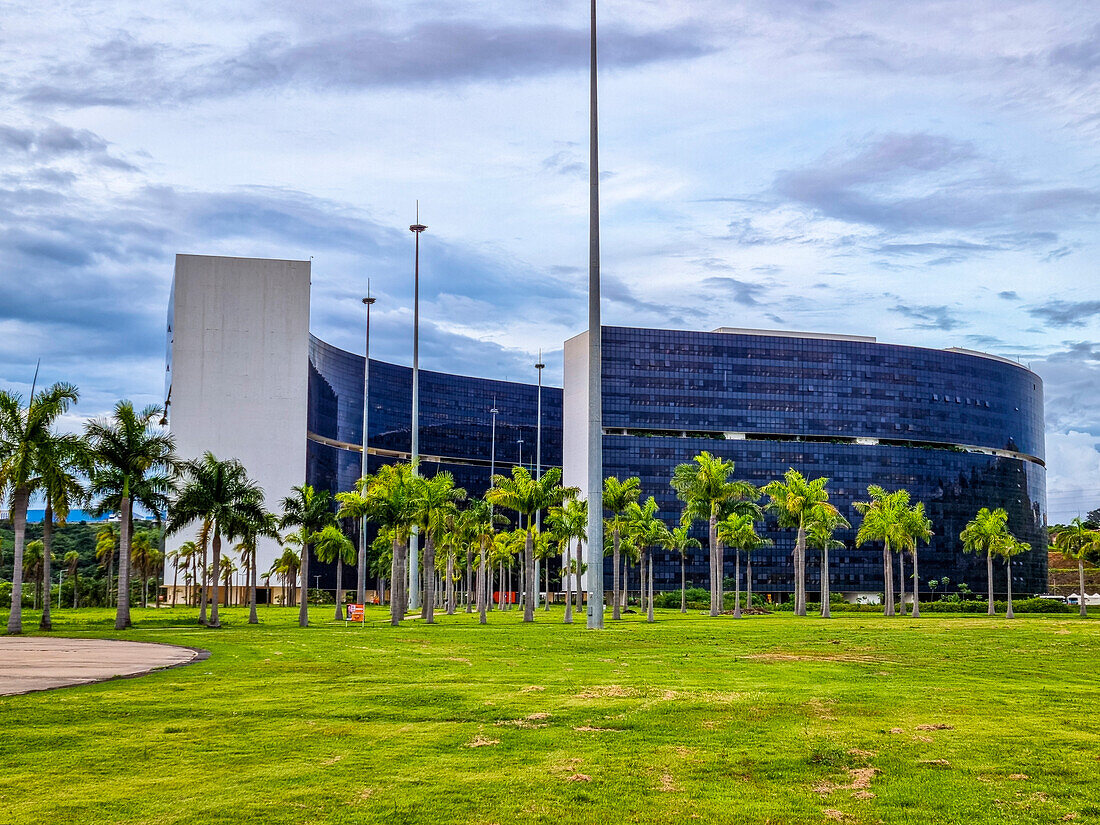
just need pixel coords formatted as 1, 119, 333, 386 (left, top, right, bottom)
0, 637, 203, 696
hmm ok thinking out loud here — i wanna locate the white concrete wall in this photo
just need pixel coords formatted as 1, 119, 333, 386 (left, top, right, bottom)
166, 254, 310, 581
562, 330, 589, 591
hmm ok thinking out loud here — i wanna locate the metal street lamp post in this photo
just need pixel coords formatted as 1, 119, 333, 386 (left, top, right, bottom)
535, 351, 545, 610
409, 210, 427, 611
358, 286, 376, 606
586, 0, 605, 629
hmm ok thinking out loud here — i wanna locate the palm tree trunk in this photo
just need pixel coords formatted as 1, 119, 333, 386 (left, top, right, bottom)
1079, 559, 1087, 618
478, 539, 488, 624
73, 572, 79, 608
709, 513, 719, 617
172, 560, 178, 608
612, 527, 621, 621
523, 527, 535, 622
115, 490, 133, 630
249, 551, 258, 624
199, 537, 208, 624
734, 550, 743, 620
986, 549, 995, 616
911, 550, 921, 618
1005, 558, 1015, 619
544, 558, 551, 611
882, 542, 894, 617
6, 487, 30, 634
390, 535, 403, 625
40, 500, 54, 631
795, 524, 807, 617
646, 550, 654, 623
298, 536, 309, 628
680, 553, 686, 613
334, 556, 344, 621
747, 552, 753, 611
465, 551, 473, 613
446, 553, 456, 615
898, 550, 906, 617
821, 544, 831, 618
210, 532, 223, 628
575, 540, 583, 615
107, 554, 114, 608
564, 548, 574, 624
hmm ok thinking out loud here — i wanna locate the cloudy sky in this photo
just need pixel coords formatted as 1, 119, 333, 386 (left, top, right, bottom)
2, 0, 1098, 520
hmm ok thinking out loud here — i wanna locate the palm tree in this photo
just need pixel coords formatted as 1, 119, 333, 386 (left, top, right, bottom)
660, 523, 701, 613
960, 507, 1010, 616
461, 499, 496, 624
996, 534, 1030, 619
95, 524, 119, 607
130, 528, 160, 608
64, 550, 80, 608
1053, 518, 1100, 618
167, 452, 265, 628
804, 506, 850, 618
603, 476, 640, 621
360, 463, 418, 625
234, 511, 279, 623
764, 470, 837, 617
672, 452, 758, 617
853, 485, 911, 617
411, 472, 466, 624
279, 484, 335, 628
334, 483, 372, 607
718, 508, 769, 619
0, 381, 79, 633
486, 466, 575, 623
35, 428, 88, 630
309, 524, 356, 620
219, 555, 237, 605
624, 496, 664, 622
900, 502, 933, 618
85, 401, 176, 630
549, 497, 587, 624
269, 546, 301, 607
24, 539, 44, 610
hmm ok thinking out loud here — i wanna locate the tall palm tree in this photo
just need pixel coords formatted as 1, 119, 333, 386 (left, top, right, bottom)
310, 524, 356, 620
764, 470, 837, 617
0, 381, 79, 634
804, 505, 850, 618
167, 452, 264, 628
360, 463, 418, 625
461, 499, 496, 624
603, 476, 640, 621
64, 550, 80, 608
549, 497, 587, 624
960, 507, 1010, 616
279, 484, 335, 628
130, 528, 159, 608
853, 485, 911, 617
335, 482, 372, 607
85, 401, 176, 630
269, 546, 301, 607
996, 534, 1030, 619
411, 472, 466, 624
660, 523, 701, 613
171, 541, 198, 608
486, 466, 575, 623
718, 508, 769, 619
1053, 518, 1100, 618
672, 452, 758, 617
900, 502, 933, 618
234, 511, 280, 623
624, 496, 664, 622
219, 555, 237, 606
23, 540, 44, 610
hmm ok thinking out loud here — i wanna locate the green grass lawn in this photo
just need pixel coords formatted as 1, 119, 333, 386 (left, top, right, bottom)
1, 605, 1098, 824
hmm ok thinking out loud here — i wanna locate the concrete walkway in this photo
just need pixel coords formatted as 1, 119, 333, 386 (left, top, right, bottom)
0, 637, 203, 696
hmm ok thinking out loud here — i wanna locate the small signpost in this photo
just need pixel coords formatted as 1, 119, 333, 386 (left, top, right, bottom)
346, 604, 366, 626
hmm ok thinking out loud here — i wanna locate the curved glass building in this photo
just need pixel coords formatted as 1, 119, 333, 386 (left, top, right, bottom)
564, 326, 1047, 599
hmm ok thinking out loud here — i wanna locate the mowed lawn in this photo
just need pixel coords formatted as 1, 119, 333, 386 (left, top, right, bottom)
1, 606, 1098, 825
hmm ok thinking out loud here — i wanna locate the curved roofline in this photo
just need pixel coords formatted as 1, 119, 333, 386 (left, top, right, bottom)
308, 333, 563, 391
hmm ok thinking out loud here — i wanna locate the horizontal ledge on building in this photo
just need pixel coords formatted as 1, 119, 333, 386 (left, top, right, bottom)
306, 431, 561, 471
601, 427, 1044, 467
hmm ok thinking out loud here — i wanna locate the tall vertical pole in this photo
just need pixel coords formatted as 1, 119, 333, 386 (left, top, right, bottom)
586, 0, 604, 629
358, 286, 376, 606
409, 208, 427, 610
535, 351, 544, 609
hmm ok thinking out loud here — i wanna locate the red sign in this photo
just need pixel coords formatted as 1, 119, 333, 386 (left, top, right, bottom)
347, 604, 365, 621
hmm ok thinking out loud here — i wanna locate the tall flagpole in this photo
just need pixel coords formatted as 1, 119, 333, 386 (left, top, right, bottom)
358, 284, 375, 606
409, 206, 427, 611
586, 0, 604, 629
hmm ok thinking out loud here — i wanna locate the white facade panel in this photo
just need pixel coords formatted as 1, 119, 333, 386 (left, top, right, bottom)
166, 254, 310, 585
562, 330, 590, 591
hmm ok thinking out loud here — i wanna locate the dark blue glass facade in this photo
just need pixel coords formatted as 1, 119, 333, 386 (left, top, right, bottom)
597, 326, 1047, 598
306, 335, 563, 589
